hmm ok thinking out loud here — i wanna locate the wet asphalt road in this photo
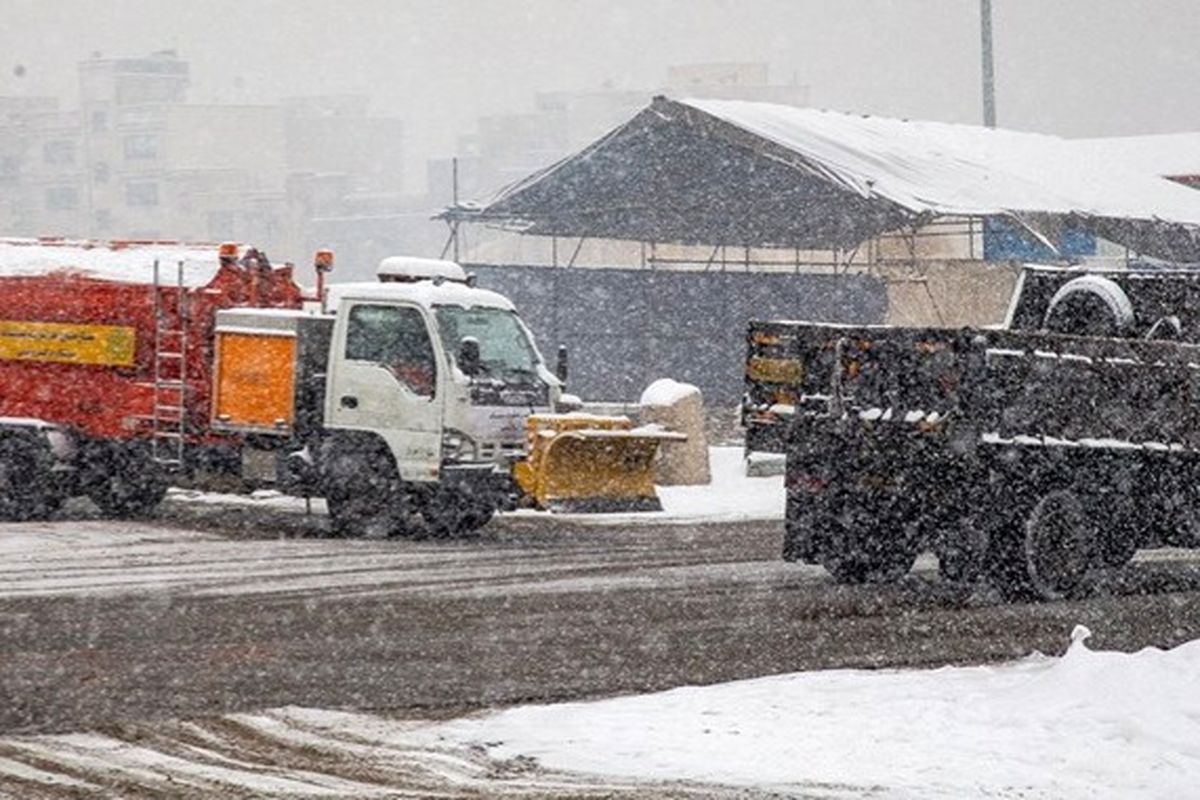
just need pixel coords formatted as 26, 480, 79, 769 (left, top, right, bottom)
2, 500, 1200, 736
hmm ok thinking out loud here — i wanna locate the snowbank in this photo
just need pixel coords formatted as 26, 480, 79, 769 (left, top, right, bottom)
435, 627, 1200, 798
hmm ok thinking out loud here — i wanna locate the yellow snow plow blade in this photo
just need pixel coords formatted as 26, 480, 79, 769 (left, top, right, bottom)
513, 414, 685, 512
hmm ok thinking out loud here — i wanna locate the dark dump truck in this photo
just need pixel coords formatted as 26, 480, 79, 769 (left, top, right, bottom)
743, 264, 1200, 599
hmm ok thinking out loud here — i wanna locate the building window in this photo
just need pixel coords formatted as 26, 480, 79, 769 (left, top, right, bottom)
93, 162, 110, 184
91, 110, 108, 132
125, 181, 159, 207
123, 133, 158, 160
43, 140, 75, 165
45, 186, 80, 210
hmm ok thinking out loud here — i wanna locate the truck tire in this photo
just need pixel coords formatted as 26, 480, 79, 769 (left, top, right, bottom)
85, 444, 169, 518
990, 489, 1095, 601
817, 499, 917, 584
1042, 276, 1135, 337
0, 437, 59, 521
321, 440, 412, 538
420, 487, 494, 538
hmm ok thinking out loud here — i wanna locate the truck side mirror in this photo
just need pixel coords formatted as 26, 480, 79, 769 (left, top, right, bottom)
458, 336, 481, 376
556, 345, 569, 383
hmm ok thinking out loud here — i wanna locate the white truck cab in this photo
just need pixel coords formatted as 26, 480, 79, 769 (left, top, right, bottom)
318, 258, 561, 536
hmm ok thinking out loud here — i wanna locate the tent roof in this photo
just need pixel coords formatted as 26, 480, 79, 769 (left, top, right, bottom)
1073, 132, 1200, 180
454, 97, 1200, 259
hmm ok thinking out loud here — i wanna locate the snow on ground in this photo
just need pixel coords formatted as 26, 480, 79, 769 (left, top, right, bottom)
518, 445, 783, 525
424, 626, 1200, 798
3, 630, 1195, 798
168, 444, 783, 525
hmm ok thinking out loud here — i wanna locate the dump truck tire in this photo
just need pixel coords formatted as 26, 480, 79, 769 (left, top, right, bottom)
989, 489, 1096, 601
1043, 276, 1134, 337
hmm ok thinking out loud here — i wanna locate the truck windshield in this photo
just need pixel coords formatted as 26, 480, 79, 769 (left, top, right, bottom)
434, 306, 539, 380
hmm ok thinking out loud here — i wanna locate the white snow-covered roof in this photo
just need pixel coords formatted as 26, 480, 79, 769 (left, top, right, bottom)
686, 98, 1200, 225
0, 238, 226, 287
1073, 132, 1200, 180
377, 256, 467, 282
326, 280, 515, 312
466, 97, 1200, 258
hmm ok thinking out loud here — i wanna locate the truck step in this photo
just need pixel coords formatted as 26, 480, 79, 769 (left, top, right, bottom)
156, 352, 184, 359
155, 380, 187, 389
152, 431, 184, 440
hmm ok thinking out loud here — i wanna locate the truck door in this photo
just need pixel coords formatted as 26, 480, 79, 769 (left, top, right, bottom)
326, 301, 442, 480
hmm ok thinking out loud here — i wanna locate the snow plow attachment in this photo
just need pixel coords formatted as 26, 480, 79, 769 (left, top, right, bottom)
513, 414, 685, 513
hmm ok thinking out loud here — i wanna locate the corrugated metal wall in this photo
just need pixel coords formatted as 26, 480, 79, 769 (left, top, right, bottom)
469, 264, 888, 404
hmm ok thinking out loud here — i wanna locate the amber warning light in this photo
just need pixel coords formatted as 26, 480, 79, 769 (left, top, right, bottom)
313, 248, 335, 311
218, 242, 239, 261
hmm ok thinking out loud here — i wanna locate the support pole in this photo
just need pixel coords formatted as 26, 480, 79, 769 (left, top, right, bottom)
981, 0, 997, 128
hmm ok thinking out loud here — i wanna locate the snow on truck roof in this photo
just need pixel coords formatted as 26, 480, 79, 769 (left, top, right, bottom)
377, 256, 467, 282
0, 238, 228, 286
325, 280, 515, 312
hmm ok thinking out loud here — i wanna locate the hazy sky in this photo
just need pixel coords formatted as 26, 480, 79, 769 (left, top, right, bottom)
5, 0, 1199, 187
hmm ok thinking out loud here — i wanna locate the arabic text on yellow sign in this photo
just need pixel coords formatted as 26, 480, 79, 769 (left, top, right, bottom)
0, 321, 136, 367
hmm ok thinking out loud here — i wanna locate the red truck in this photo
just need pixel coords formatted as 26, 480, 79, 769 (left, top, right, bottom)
0, 238, 307, 518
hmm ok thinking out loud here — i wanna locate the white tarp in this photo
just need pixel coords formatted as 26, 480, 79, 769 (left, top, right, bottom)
684, 98, 1200, 227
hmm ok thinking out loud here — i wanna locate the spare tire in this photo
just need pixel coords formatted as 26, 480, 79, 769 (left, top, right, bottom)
1043, 275, 1135, 337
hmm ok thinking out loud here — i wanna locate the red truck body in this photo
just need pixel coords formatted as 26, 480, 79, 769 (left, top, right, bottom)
0, 239, 303, 442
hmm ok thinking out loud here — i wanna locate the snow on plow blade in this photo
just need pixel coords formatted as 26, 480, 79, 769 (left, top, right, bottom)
513, 414, 685, 513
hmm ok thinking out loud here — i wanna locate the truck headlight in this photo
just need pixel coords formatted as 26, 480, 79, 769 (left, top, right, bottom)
441, 428, 477, 460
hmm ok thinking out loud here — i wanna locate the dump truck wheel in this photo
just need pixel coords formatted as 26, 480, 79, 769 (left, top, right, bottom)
990, 489, 1094, 601
1023, 490, 1095, 600
0, 437, 57, 521
85, 444, 168, 518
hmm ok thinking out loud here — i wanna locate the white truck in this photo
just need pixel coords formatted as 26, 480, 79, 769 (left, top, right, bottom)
311, 257, 564, 536
0, 241, 563, 537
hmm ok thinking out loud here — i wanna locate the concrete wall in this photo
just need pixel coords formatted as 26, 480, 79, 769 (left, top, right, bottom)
883, 260, 1022, 328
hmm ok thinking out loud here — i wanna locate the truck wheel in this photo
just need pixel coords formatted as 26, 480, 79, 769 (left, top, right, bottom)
817, 501, 917, 584
421, 488, 493, 538
326, 487, 410, 538
0, 438, 58, 521
321, 442, 411, 538
86, 445, 168, 518
991, 489, 1094, 601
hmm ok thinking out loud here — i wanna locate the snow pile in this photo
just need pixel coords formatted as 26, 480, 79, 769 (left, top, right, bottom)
639, 378, 700, 407
435, 627, 1200, 798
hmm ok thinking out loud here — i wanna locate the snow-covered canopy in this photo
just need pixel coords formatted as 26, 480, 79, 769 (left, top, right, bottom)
454, 97, 1200, 260
1074, 132, 1200, 181
0, 238, 226, 287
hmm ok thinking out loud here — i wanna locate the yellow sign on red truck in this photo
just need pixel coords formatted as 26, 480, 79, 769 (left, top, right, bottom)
0, 320, 136, 367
